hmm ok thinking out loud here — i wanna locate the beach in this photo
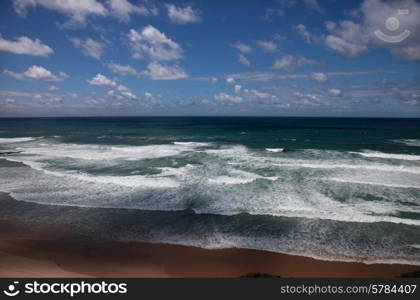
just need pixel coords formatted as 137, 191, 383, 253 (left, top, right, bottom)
1, 223, 419, 278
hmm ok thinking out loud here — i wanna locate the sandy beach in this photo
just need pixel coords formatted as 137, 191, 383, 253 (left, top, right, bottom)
0, 220, 419, 278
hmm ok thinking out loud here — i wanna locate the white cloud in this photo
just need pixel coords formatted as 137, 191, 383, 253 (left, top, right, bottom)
214, 92, 243, 103
234, 85, 242, 93
107, 62, 138, 76
4, 65, 69, 82
232, 42, 252, 54
273, 55, 295, 70
310, 72, 328, 83
294, 91, 322, 106
263, 8, 285, 21
257, 40, 277, 52
247, 89, 278, 104
304, 0, 323, 13
88, 74, 138, 100
238, 53, 251, 67
13, 0, 108, 25
87, 73, 117, 88
324, 20, 369, 57
325, 35, 368, 58
40, 96, 63, 104
4, 98, 16, 104
328, 88, 342, 97
294, 24, 314, 44
108, 0, 149, 22
142, 62, 188, 80
273, 54, 319, 71
71, 38, 104, 60
0, 34, 53, 56
128, 25, 183, 61
321, 0, 420, 61
166, 4, 201, 24
226, 77, 235, 84
48, 85, 59, 91
85, 98, 104, 105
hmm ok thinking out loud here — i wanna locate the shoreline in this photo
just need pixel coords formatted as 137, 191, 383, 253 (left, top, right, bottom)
1, 226, 419, 278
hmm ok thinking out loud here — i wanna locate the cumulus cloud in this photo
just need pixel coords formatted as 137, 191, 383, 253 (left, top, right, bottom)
273, 55, 294, 70
322, 0, 420, 60
13, 0, 108, 25
87, 73, 118, 88
234, 85, 242, 93
232, 42, 252, 54
226, 77, 235, 84
87, 73, 138, 100
70, 38, 104, 60
4, 65, 69, 82
294, 91, 322, 106
294, 24, 316, 44
324, 20, 369, 57
108, 0, 150, 22
128, 25, 183, 61
166, 4, 201, 24
257, 40, 277, 52
214, 92, 243, 103
310, 72, 328, 83
263, 8, 285, 21
247, 89, 278, 104
4, 98, 16, 104
304, 0, 324, 13
238, 53, 251, 67
328, 88, 342, 97
107, 62, 138, 76
273, 54, 319, 71
85, 98, 104, 105
142, 62, 188, 80
48, 85, 59, 91
0, 34, 53, 56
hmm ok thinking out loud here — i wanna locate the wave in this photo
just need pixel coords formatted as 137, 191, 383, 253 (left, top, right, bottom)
173, 141, 210, 147
12, 141, 209, 161
2, 141, 420, 227
391, 139, 420, 147
325, 177, 420, 189
350, 151, 420, 161
273, 162, 420, 175
266, 148, 284, 153
0, 137, 38, 144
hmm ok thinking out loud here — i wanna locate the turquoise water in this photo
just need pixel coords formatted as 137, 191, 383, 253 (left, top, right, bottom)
1, 117, 420, 264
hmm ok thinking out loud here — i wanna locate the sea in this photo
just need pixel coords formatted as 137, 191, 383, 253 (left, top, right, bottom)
0, 117, 420, 265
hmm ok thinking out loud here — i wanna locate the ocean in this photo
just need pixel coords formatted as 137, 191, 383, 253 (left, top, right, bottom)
0, 117, 420, 265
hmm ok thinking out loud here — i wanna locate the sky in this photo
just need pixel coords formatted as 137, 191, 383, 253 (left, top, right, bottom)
0, 0, 419, 117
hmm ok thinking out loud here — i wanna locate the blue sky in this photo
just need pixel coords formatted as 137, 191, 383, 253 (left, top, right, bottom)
0, 0, 419, 117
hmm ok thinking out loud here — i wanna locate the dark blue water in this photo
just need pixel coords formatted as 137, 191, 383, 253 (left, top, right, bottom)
1, 117, 420, 264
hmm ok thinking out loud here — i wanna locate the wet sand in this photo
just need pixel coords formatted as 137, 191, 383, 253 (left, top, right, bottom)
0, 221, 418, 278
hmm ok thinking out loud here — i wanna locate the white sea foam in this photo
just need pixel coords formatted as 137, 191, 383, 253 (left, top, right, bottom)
3, 142, 420, 227
173, 141, 210, 147
350, 151, 420, 161
266, 148, 284, 153
325, 178, 420, 189
391, 139, 420, 147
274, 162, 420, 175
14, 142, 206, 161
205, 145, 248, 156
207, 169, 278, 185
0, 137, 37, 144
5, 157, 180, 188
